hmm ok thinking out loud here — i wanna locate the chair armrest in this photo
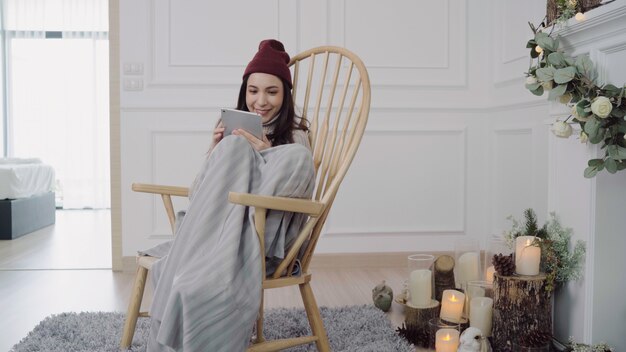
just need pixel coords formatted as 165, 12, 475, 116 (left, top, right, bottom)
132, 183, 189, 197
228, 192, 324, 217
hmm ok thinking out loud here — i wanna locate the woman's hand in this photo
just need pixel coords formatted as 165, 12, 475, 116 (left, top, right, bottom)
213, 121, 225, 145
232, 129, 272, 151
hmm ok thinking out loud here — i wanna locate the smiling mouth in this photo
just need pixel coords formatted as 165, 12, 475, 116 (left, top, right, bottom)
255, 109, 270, 115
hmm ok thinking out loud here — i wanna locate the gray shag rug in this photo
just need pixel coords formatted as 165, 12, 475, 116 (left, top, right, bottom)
11, 305, 414, 352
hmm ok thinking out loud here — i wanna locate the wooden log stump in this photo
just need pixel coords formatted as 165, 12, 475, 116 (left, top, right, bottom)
404, 300, 441, 349
492, 273, 552, 351
405, 299, 440, 329
434, 255, 455, 302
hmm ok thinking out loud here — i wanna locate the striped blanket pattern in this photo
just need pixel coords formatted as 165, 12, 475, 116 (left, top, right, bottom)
144, 136, 315, 351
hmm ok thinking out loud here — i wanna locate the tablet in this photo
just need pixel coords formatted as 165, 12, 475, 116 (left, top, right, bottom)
220, 108, 263, 140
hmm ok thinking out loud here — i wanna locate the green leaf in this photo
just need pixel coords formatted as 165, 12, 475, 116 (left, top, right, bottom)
588, 159, 604, 167
611, 108, 625, 118
605, 158, 618, 173
617, 161, 626, 171
547, 52, 567, 67
584, 165, 600, 178
603, 84, 622, 98
564, 56, 575, 66
554, 67, 577, 84
529, 85, 544, 96
575, 55, 595, 79
549, 84, 568, 100
608, 145, 626, 160
589, 127, 605, 144
536, 67, 556, 82
576, 100, 591, 118
535, 32, 549, 40
525, 82, 541, 90
537, 36, 557, 51
584, 118, 601, 137
526, 39, 537, 49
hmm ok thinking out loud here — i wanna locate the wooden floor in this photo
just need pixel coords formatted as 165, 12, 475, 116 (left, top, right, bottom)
0, 210, 425, 351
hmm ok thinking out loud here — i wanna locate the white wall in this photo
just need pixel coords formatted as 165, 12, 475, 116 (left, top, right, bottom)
119, 0, 550, 257
118, 0, 626, 347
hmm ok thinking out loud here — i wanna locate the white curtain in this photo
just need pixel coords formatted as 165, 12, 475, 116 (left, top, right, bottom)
3, 0, 110, 209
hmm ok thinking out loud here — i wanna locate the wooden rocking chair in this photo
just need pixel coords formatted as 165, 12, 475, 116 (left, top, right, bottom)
120, 45, 371, 352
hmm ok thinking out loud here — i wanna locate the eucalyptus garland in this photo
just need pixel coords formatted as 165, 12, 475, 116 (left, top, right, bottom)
524, 22, 626, 177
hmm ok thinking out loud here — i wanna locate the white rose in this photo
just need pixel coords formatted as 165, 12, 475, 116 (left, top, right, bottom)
551, 121, 573, 138
590, 96, 612, 118
542, 81, 553, 91
579, 131, 589, 143
526, 76, 537, 85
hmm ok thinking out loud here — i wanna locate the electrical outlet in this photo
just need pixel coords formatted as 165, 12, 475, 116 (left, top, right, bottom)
123, 78, 144, 91
123, 62, 144, 75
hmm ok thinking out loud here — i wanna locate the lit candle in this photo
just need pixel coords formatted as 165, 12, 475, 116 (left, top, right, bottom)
575, 12, 585, 21
457, 251, 480, 288
435, 328, 460, 352
515, 236, 541, 276
409, 269, 432, 307
440, 289, 465, 323
470, 297, 493, 337
485, 265, 496, 283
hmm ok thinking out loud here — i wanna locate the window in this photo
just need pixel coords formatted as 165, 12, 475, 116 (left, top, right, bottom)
2, 0, 109, 209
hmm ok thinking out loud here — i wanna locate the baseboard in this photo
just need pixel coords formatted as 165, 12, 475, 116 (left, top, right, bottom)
308, 251, 455, 268
121, 252, 453, 272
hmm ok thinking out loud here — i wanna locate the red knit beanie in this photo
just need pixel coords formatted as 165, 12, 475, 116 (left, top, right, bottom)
243, 39, 292, 88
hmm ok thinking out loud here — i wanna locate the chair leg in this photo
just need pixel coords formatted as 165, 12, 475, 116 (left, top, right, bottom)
255, 290, 265, 343
120, 265, 149, 349
299, 282, 330, 352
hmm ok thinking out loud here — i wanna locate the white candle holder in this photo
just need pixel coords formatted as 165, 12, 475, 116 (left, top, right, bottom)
427, 317, 460, 350
485, 234, 511, 283
407, 254, 435, 308
454, 238, 480, 291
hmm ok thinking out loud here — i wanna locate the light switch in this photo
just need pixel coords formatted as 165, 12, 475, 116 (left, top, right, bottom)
123, 78, 144, 91
123, 62, 144, 75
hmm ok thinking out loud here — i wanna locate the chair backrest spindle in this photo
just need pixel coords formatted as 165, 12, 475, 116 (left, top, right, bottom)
282, 46, 370, 274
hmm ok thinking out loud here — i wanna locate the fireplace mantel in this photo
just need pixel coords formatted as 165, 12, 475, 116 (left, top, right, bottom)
547, 0, 626, 348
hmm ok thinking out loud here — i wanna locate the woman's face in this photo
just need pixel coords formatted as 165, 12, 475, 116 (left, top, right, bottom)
246, 72, 284, 123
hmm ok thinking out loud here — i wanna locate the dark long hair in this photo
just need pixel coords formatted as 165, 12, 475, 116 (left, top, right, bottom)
237, 75, 308, 147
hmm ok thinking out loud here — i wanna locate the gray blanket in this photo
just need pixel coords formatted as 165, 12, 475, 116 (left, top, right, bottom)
144, 136, 315, 352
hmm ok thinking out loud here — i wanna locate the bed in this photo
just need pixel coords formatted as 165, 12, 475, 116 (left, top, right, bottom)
0, 158, 56, 240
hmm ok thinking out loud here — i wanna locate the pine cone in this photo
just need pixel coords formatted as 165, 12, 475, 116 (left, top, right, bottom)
492, 253, 515, 276
518, 329, 552, 347
396, 322, 430, 348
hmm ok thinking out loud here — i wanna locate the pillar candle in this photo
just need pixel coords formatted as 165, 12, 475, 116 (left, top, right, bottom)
515, 236, 541, 275
440, 289, 465, 323
409, 269, 432, 307
435, 328, 460, 352
470, 297, 493, 337
457, 251, 480, 287
485, 265, 496, 283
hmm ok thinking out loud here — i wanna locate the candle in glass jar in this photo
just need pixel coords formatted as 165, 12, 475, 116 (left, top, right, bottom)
435, 328, 460, 352
515, 236, 541, 275
485, 265, 496, 283
470, 297, 493, 337
440, 289, 465, 323
457, 251, 480, 287
409, 269, 432, 307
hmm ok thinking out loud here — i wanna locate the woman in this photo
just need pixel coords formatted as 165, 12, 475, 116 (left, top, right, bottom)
144, 39, 315, 352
